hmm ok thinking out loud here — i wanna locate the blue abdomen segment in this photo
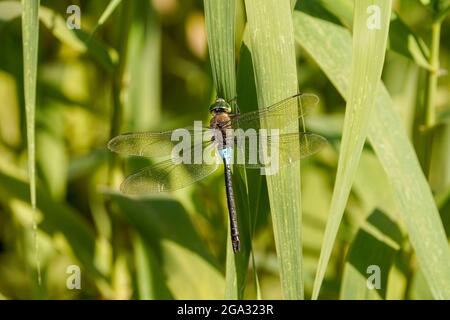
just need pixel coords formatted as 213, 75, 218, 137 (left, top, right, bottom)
219, 147, 233, 165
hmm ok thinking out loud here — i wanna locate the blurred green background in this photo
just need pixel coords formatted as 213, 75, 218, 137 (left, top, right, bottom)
0, 0, 449, 299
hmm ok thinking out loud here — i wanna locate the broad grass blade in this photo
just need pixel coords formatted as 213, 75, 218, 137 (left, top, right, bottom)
311, 0, 392, 299
21, 0, 40, 286
204, 0, 252, 299
245, 0, 304, 299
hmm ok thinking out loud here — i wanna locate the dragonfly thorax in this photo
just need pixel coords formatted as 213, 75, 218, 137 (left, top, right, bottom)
210, 109, 233, 150
210, 111, 232, 130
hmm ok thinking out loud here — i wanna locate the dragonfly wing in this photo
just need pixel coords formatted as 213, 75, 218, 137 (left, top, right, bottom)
231, 93, 319, 131
120, 142, 220, 194
234, 132, 326, 169
108, 127, 213, 159
121, 158, 220, 194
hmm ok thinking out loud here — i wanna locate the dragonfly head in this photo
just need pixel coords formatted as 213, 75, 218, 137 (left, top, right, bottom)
210, 98, 232, 114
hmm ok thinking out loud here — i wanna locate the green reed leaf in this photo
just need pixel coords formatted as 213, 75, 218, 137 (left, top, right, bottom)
204, 0, 252, 299
310, 0, 392, 299
204, 0, 237, 101
93, 0, 122, 34
21, 0, 40, 285
244, 0, 304, 299
294, 1, 450, 299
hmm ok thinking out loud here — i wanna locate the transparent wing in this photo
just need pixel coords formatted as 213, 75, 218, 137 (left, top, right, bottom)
120, 142, 220, 194
233, 131, 327, 169
230, 93, 319, 131
108, 126, 213, 159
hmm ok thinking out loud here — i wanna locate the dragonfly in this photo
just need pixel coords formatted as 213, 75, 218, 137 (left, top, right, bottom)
108, 93, 327, 253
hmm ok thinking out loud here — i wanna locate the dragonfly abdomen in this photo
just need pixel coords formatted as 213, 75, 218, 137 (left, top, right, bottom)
223, 160, 240, 253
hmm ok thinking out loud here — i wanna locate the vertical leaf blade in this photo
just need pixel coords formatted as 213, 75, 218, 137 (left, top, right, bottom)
124, 0, 161, 131
245, 0, 304, 299
204, 0, 252, 299
21, 0, 40, 285
204, 0, 236, 100
312, 0, 392, 299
